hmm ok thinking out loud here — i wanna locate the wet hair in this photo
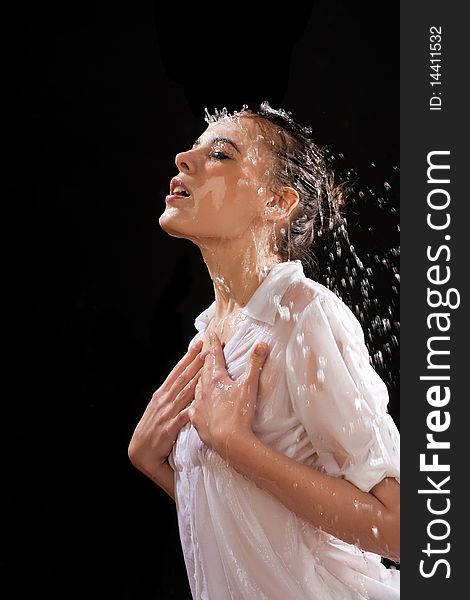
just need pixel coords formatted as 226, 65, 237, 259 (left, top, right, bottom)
204, 101, 349, 278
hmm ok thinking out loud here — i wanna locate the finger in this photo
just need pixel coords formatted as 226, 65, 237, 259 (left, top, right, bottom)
163, 340, 204, 389
209, 331, 227, 374
241, 343, 269, 388
183, 349, 211, 384
168, 349, 209, 402
174, 404, 192, 430
163, 404, 192, 443
173, 368, 203, 409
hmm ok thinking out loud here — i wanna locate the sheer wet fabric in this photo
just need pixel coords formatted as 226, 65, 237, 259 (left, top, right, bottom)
169, 260, 400, 599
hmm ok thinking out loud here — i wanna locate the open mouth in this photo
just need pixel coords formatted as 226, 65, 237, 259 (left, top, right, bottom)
170, 177, 192, 198
174, 189, 191, 197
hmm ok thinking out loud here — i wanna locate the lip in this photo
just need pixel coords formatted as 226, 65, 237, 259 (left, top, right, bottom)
169, 176, 192, 197
165, 193, 192, 203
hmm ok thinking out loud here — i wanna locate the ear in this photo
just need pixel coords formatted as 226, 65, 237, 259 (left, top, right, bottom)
266, 186, 299, 220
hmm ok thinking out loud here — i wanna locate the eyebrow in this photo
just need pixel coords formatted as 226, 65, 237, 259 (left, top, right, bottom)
192, 136, 241, 154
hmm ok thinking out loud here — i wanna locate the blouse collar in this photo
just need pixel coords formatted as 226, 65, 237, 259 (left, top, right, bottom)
194, 260, 304, 332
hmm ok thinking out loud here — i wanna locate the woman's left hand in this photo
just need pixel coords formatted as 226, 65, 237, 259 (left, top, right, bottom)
188, 331, 269, 461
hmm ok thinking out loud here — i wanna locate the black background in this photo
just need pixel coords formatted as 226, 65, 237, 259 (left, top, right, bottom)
4, 2, 399, 598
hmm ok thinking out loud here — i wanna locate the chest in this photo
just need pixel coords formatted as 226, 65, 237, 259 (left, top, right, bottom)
200, 310, 246, 354
198, 319, 286, 422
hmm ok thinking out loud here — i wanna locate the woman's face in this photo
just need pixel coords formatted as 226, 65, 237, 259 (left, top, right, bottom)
159, 116, 280, 245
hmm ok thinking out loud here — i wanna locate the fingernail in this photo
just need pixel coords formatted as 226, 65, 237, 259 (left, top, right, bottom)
193, 340, 203, 350
256, 343, 267, 356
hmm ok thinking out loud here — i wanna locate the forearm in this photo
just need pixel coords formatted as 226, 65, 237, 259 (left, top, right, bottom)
138, 460, 176, 501
224, 432, 399, 561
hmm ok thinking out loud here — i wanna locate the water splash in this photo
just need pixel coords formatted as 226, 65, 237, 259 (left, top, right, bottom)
313, 150, 399, 403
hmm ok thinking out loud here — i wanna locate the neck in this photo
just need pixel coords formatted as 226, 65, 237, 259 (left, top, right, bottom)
197, 234, 282, 324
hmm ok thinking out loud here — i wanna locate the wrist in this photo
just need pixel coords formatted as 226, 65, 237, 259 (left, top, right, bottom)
132, 453, 169, 478
217, 428, 261, 468
141, 458, 173, 481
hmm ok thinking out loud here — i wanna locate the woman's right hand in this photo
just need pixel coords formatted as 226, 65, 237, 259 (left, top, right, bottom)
128, 339, 209, 478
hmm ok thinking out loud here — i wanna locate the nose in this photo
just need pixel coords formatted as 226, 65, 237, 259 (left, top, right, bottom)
175, 149, 196, 174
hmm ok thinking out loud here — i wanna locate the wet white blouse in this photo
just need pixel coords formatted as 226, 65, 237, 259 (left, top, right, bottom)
169, 260, 400, 599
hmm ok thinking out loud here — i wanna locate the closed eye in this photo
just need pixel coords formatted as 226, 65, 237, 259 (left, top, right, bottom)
209, 151, 230, 161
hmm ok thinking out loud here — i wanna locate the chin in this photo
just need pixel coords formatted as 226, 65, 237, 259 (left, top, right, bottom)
158, 213, 191, 239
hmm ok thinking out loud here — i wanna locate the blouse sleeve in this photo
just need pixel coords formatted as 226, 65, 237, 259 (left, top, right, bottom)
285, 293, 400, 493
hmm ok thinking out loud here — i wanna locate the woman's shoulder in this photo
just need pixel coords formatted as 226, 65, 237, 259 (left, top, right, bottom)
282, 273, 351, 318
282, 275, 364, 342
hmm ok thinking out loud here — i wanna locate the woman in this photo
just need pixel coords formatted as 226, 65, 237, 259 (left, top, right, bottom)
128, 102, 400, 599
